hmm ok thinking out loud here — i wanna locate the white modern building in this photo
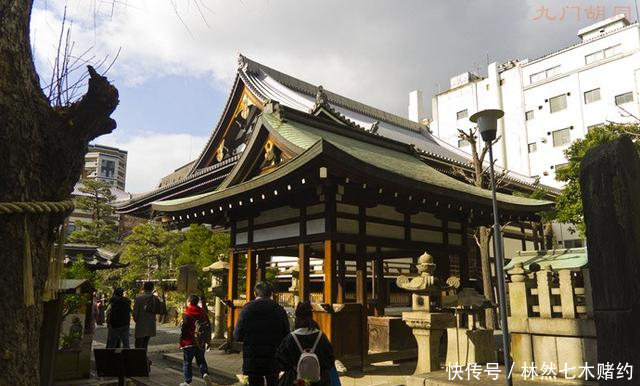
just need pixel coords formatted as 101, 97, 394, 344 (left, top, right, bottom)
418, 14, 640, 189
83, 144, 128, 190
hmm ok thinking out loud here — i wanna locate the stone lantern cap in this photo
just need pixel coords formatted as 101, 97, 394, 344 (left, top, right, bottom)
203, 254, 229, 273
442, 288, 496, 310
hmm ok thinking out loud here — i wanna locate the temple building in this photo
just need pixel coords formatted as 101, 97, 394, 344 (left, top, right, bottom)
116, 55, 554, 367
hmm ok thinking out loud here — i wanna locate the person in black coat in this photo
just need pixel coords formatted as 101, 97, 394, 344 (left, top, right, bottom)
276, 301, 335, 386
234, 281, 290, 386
105, 287, 132, 348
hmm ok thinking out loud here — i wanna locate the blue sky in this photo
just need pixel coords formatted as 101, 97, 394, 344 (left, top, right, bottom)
30, 0, 636, 192
112, 74, 223, 139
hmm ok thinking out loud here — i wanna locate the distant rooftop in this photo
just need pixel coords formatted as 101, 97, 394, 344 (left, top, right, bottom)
88, 143, 128, 154
578, 14, 631, 40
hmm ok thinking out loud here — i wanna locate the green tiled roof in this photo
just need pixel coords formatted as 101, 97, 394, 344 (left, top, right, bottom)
152, 112, 553, 213
505, 248, 588, 271
262, 113, 552, 210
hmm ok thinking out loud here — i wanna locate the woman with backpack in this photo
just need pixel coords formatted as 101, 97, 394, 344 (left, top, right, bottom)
276, 301, 335, 386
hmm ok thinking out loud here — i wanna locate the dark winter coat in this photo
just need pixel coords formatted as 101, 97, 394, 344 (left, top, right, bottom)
276, 328, 335, 386
180, 304, 209, 348
233, 297, 290, 376
107, 295, 131, 328
132, 291, 157, 338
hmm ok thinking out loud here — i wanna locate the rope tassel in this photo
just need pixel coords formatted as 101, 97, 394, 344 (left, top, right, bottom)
23, 216, 35, 306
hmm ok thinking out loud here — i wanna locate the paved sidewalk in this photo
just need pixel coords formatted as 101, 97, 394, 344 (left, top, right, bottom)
164, 350, 414, 386
408, 368, 599, 386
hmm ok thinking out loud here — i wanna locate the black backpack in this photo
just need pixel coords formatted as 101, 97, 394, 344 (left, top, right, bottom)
194, 317, 212, 348
143, 295, 166, 315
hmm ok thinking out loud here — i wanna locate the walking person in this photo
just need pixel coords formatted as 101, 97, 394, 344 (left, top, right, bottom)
105, 287, 131, 348
179, 295, 214, 386
276, 301, 335, 386
234, 282, 290, 386
132, 281, 160, 350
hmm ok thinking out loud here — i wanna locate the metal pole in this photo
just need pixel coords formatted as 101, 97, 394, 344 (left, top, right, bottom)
488, 144, 513, 386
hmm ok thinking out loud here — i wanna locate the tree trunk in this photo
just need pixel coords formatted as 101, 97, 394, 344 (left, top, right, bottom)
478, 226, 497, 329
0, 2, 118, 384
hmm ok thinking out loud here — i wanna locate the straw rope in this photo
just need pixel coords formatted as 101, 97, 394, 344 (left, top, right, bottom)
0, 200, 74, 215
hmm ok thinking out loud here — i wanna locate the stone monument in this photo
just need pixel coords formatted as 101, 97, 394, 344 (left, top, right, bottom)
580, 136, 640, 385
397, 252, 454, 374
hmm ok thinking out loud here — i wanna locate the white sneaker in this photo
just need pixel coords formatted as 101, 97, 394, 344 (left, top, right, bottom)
203, 373, 214, 386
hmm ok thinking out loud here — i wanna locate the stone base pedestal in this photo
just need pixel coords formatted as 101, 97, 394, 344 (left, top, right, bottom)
402, 311, 454, 374
445, 328, 495, 367
368, 316, 416, 352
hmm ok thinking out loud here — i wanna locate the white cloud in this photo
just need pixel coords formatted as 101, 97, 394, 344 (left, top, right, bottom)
29, 0, 612, 194
95, 131, 208, 194
30, 0, 611, 114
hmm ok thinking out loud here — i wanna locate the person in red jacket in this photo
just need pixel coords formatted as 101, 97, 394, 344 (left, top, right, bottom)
180, 295, 213, 386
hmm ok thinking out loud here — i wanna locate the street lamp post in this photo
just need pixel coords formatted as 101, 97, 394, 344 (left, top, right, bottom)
470, 109, 513, 386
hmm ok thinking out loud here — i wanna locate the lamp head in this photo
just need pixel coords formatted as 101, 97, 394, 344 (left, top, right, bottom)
469, 109, 504, 142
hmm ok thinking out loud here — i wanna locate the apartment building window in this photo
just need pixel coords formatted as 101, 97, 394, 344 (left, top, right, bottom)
604, 44, 620, 58
528, 143, 537, 153
529, 66, 561, 84
525, 110, 534, 121
549, 94, 567, 113
458, 138, 470, 148
552, 128, 571, 147
100, 159, 115, 178
530, 71, 545, 84
615, 91, 634, 105
585, 44, 621, 64
584, 88, 600, 104
546, 65, 560, 77
456, 109, 468, 120
585, 50, 604, 64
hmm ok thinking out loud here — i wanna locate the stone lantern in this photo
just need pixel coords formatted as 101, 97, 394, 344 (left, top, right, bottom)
396, 252, 454, 374
283, 262, 300, 307
203, 254, 229, 339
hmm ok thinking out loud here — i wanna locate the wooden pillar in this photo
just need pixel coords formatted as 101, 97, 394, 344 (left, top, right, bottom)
530, 221, 539, 251
323, 239, 336, 304
356, 206, 367, 307
460, 217, 470, 286
355, 218, 369, 367
355, 247, 367, 307
337, 244, 346, 303
227, 250, 239, 344
246, 248, 256, 301
299, 244, 310, 302
520, 223, 527, 251
256, 253, 267, 283
374, 254, 386, 316
228, 250, 239, 300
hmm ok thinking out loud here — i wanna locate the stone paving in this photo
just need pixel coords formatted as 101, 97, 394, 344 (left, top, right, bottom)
406, 368, 599, 386
163, 350, 414, 386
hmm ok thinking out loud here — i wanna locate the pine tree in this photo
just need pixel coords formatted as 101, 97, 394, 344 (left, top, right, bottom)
68, 179, 118, 246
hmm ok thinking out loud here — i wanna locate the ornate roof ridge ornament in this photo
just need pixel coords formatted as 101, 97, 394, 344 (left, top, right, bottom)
314, 85, 330, 109
369, 121, 379, 134
237, 54, 248, 71
265, 99, 286, 122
